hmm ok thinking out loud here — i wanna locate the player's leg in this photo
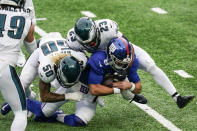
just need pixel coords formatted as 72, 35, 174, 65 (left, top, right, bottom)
56, 97, 96, 127
27, 86, 68, 122
56, 84, 96, 126
0, 65, 27, 131
133, 44, 194, 108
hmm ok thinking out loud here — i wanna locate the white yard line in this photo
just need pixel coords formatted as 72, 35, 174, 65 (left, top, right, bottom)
133, 102, 182, 131
174, 70, 194, 78
35, 25, 181, 131
151, 7, 167, 14
35, 25, 48, 37
36, 18, 47, 21
81, 11, 96, 18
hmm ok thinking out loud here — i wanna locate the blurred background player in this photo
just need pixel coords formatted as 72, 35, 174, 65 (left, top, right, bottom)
66, 17, 194, 108
0, 0, 37, 130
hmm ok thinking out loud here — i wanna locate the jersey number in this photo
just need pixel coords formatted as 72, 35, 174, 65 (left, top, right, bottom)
99, 21, 109, 32
0, 14, 25, 39
42, 64, 54, 77
41, 40, 65, 56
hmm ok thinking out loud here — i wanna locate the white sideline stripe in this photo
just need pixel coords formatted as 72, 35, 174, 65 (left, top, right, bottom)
81, 11, 96, 18
36, 18, 47, 21
133, 102, 181, 131
174, 70, 194, 78
151, 7, 167, 14
34, 26, 180, 131
35, 26, 48, 37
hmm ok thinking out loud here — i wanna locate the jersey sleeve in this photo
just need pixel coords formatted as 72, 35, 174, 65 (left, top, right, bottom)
66, 28, 85, 51
38, 56, 56, 83
87, 51, 106, 84
127, 55, 140, 83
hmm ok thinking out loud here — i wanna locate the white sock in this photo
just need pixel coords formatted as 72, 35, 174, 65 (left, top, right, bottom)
11, 110, 27, 131
172, 92, 180, 102
149, 66, 177, 96
56, 114, 67, 123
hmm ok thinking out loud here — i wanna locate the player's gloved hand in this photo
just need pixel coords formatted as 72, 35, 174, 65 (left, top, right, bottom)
121, 89, 135, 100
64, 92, 83, 101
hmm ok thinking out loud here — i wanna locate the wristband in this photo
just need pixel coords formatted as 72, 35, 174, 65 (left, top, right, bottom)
113, 88, 120, 94
130, 83, 135, 91
24, 38, 37, 54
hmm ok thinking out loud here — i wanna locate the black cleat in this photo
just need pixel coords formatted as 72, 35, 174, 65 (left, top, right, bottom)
130, 94, 147, 104
176, 95, 194, 109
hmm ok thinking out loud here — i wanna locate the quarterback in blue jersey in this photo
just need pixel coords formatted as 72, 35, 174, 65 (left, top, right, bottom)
87, 37, 145, 100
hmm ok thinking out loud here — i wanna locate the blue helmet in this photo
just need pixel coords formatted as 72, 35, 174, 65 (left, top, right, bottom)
107, 37, 133, 71
74, 17, 100, 53
0, 0, 25, 8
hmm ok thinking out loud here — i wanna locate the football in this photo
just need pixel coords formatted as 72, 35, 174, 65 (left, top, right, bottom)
101, 74, 114, 88
101, 72, 127, 88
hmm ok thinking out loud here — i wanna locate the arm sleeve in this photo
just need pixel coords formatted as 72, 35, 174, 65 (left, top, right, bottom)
88, 68, 104, 84
20, 48, 39, 91
127, 56, 140, 83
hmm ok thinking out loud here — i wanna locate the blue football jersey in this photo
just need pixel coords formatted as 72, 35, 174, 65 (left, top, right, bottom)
87, 51, 140, 84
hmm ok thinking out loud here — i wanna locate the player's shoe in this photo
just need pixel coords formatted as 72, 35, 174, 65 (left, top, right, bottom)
130, 94, 147, 104
176, 95, 194, 108
34, 109, 64, 123
1, 102, 11, 115
17, 50, 26, 67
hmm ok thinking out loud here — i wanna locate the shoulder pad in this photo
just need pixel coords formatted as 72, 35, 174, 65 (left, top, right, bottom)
38, 60, 56, 83
66, 28, 85, 51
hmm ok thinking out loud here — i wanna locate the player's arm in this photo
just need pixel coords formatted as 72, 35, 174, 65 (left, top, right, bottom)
39, 79, 65, 102
89, 84, 114, 96
39, 79, 82, 102
113, 80, 142, 94
24, 24, 37, 54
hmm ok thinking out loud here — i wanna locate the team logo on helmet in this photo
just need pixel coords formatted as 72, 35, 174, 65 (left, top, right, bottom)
107, 37, 133, 71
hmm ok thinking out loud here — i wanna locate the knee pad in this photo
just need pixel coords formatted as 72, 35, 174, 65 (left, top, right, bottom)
64, 114, 86, 127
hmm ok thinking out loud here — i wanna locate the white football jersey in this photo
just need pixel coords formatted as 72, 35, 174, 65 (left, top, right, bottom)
38, 36, 87, 83
66, 19, 122, 52
0, 7, 32, 66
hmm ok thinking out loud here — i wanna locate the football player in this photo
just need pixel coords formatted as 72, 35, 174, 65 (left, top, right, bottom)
0, 0, 37, 130
66, 17, 194, 108
87, 37, 143, 100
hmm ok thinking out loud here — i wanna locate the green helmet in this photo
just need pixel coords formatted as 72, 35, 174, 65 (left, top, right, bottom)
74, 17, 100, 53
56, 56, 82, 88
0, 0, 25, 8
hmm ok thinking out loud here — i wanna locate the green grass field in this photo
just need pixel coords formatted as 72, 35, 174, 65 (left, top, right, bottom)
0, 0, 197, 130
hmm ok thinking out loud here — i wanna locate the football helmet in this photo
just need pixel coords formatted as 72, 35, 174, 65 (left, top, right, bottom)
0, 0, 25, 8
56, 56, 82, 88
107, 37, 133, 71
74, 17, 100, 53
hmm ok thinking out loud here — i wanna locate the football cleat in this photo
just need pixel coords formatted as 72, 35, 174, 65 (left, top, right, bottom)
176, 95, 194, 109
1, 102, 11, 115
130, 94, 147, 104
